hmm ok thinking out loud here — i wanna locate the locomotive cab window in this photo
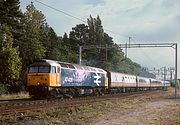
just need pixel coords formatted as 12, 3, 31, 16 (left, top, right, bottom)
39, 66, 50, 73
28, 66, 50, 73
29, 66, 38, 73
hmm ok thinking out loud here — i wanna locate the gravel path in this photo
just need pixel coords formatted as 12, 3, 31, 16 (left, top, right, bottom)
92, 99, 180, 125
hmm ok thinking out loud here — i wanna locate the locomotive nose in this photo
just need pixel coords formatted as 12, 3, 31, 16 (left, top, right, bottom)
27, 74, 49, 86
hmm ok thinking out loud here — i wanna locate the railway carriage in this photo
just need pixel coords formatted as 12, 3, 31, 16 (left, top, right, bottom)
109, 72, 137, 87
27, 59, 108, 98
107, 71, 137, 92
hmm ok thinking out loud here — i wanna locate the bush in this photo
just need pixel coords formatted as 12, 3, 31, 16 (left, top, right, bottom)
0, 84, 9, 95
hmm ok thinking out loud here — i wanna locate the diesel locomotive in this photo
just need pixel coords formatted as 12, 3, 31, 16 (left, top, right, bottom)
27, 59, 167, 98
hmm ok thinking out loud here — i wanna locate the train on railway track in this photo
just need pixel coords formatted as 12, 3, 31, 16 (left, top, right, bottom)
27, 59, 170, 98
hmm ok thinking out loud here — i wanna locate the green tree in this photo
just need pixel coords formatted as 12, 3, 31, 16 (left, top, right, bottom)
20, 2, 46, 69
0, 0, 23, 47
42, 27, 58, 59
0, 25, 21, 92
61, 34, 78, 63
68, 24, 89, 63
69, 24, 89, 46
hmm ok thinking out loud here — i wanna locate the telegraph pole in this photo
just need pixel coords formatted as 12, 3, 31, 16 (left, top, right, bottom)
129, 37, 131, 48
125, 37, 131, 58
105, 44, 108, 60
79, 46, 82, 65
125, 43, 127, 57
163, 67, 166, 88
175, 43, 178, 99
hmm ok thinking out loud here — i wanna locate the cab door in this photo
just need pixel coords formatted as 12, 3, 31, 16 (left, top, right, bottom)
50, 66, 57, 86
56, 66, 61, 86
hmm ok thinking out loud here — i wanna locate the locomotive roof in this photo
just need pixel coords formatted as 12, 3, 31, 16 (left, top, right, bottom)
57, 61, 106, 73
32, 59, 106, 73
29, 59, 58, 66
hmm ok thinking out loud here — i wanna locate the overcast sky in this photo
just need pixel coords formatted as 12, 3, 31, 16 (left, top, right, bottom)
20, 0, 180, 78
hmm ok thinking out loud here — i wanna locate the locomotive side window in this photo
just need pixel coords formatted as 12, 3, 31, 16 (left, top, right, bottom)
57, 67, 60, 73
51, 66, 56, 73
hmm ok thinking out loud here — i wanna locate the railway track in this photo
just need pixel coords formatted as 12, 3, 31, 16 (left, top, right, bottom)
0, 91, 163, 119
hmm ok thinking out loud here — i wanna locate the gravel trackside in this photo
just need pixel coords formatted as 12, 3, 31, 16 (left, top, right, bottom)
92, 99, 180, 125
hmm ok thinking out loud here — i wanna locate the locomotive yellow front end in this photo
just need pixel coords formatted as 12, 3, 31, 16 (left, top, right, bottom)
27, 60, 61, 98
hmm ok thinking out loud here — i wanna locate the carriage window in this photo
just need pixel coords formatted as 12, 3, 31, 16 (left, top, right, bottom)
51, 66, 56, 73
39, 66, 50, 73
29, 66, 38, 73
139, 79, 146, 83
122, 77, 125, 81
